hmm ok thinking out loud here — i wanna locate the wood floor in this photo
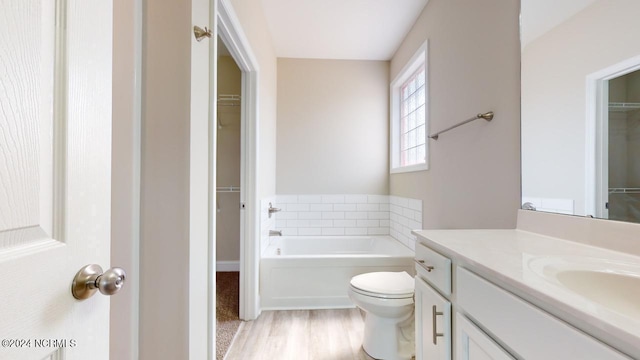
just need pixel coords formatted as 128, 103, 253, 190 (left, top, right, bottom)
225, 309, 376, 360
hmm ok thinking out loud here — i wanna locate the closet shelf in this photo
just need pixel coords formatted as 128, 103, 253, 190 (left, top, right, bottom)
608, 102, 640, 113
218, 94, 241, 107
609, 187, 640, 194
216, 186, 240, 193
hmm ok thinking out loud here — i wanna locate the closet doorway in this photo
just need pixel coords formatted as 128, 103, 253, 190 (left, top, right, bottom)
214, 0, 261, 330
216, 37, 242, 271
215, 36, 243, 358
588, 55, 640, 222
605, 69, 640, 222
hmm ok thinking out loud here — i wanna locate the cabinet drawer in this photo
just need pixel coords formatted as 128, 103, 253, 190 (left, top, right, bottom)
456, 267, 630, 360
415, 242, 452, 296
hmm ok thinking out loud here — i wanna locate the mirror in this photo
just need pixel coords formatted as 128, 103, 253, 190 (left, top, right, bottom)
521, 0, 640, 223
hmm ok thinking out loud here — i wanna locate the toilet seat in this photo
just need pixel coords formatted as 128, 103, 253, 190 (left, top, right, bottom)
349, 286, 413, 299
350, 271, 414, 299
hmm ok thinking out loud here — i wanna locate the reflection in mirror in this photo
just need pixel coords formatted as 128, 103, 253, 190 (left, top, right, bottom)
608, 70, 640, 222
521, 0, 640, 223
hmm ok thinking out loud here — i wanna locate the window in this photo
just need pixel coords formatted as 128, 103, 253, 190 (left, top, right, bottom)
390, 41, 428, 173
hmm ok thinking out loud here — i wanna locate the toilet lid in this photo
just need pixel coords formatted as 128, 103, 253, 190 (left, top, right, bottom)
350, 271, 414, 296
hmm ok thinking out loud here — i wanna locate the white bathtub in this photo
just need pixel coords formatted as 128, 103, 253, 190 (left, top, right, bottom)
260, 236, 415, 310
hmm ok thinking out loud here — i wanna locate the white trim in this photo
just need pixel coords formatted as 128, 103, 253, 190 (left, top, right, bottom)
217, 0, 259, 72
390, 40, 429, 173
391, 40, 428, 86
131, 0, 142, 357
585, 54, 640, 218
390, 163, 429, 174
109, 0, 141, 358
216, 261, 240, 272
217, 0, 261, 321
208, 2, 218, 359
584, 77, 601, 218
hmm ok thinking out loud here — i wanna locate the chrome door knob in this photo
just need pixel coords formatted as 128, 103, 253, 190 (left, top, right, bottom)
72, 264, 126, 300
97, 267, 126, 295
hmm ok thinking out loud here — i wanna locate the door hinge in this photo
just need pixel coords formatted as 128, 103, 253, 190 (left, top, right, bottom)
605, 202, 609, 209
240, 202, 246, 210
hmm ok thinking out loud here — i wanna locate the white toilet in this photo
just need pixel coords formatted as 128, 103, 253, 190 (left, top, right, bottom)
348, 271, 415, 360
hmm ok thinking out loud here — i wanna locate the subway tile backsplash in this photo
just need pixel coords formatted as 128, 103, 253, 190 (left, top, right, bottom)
266, 194, 422, 250
389, 195, 423, 251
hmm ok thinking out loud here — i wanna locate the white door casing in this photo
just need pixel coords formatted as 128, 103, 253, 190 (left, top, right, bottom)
189, 0, 212, 357
0, 0, 112, 359
216, 0, 261, 321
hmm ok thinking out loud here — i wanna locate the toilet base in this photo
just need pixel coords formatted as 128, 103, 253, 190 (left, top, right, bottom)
362, 309, 415, 360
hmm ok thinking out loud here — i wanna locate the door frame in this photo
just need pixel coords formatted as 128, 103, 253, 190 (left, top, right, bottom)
111, 0, 142, 358
216, 0, 261, 321
585, 54, 640, 218
191, 0, 213, 358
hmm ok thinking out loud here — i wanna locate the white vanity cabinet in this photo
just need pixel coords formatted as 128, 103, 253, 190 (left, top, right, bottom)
413, 232, 633, 360
414, 240, 514, 360
414, 242, 452, 360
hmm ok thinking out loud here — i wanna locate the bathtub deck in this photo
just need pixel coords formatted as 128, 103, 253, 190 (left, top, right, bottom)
225, 309, 376, 360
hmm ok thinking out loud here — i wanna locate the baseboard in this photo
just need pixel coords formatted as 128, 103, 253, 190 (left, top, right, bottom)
216, 261, 240, 272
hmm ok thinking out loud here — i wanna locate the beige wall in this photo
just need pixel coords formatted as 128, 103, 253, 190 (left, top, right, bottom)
229, 0, 278, 200
522, 0, 640, 216
217, 56, 241, 262
276, 58, 390, 194
390, 0, 521, 229
139, 0, 191, 358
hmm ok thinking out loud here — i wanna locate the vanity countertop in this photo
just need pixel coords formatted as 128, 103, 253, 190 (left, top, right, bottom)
412, 229, 640, 359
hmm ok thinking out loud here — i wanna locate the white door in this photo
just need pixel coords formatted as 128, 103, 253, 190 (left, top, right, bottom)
0, 0, 113, 359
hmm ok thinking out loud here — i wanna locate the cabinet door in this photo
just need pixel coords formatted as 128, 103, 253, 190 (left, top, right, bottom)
456, 313, 514, 360
415, 276, 451, 360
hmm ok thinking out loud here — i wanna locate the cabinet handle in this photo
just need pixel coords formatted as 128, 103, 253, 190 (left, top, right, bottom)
416, 259, 435, 272
432, 305, 444, 345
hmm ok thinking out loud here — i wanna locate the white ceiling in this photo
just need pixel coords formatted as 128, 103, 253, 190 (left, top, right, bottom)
520, 0, 598, 48
261, 0, 429, 61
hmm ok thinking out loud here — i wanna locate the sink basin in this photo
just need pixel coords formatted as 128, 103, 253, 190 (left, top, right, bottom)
555, 270, 640, 319
527, 256, 640, 319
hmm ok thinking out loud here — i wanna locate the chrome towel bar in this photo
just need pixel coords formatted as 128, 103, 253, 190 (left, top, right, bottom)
430, 111, 494, 140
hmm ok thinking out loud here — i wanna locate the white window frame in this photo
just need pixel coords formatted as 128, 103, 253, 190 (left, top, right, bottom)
390, 40, 429, 174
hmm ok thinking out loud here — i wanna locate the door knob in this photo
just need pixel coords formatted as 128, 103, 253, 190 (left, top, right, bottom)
72, 264, 126, 300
